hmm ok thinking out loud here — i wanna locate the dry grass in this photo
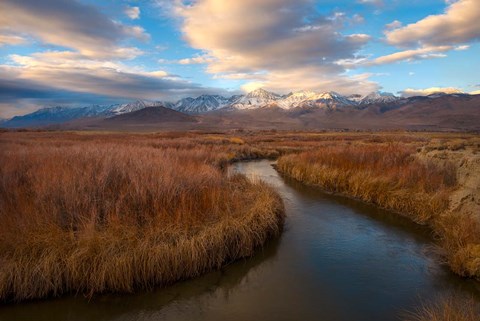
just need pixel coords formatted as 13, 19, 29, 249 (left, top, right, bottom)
277, 144, 456, 223
277, 142, 480, 279
404, 295, 480, 321
0, 133, 284, 302
0, 130, 478, 302
436, 213, 480, 277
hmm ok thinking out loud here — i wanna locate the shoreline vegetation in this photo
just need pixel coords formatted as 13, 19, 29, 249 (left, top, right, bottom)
0, 132, 285, 302
1, 130, 479, 306
276, 139, 480, 279
404, 295, 480, 321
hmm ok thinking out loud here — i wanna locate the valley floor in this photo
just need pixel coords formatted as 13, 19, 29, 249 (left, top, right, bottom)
0, 130, 478, 304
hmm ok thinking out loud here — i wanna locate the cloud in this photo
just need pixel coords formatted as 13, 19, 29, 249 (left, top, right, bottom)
0, 77, 123, 118
370, 45, 452, 65
241, 69, 378, 95
399, 87, 464, 97
385, 0, 480, 47
240, 82, 265, 93
0, 32, 27, 46
385, 20, 402, 30
0, 0, 149, 59
0, 51, 231, 117
177, 54, 215, 65
173, 0, 376, 94
125, 6, 140, 19
357, 0, 384, 6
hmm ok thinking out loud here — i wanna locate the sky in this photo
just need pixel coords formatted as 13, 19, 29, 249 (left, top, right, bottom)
0, 0, 479, 118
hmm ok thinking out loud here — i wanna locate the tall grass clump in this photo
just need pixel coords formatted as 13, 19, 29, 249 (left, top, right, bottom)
403, 295, 480, 321
276, 143, 480, 278
0, 139, 284, 302
277, 144, 456, 223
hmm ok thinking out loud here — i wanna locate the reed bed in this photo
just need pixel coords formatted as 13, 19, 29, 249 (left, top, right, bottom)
0, 130, 478, 302
0, 136, 284, 302
277, 143, 480, 279
277, 144, 455, 223
404, 295, 480, 321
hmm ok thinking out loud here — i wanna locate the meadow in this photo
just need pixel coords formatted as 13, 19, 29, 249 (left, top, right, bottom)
0, 130, 479, 305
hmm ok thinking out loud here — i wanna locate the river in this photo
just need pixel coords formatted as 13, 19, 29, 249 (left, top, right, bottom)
1, 160, 478, 321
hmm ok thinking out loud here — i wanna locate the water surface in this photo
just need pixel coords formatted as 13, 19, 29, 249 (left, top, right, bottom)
1, 160, 478, 321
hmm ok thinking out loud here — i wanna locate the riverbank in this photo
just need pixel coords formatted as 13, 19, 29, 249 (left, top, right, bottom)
1, 154, 479, 320
0, 133, 285, 302
1, 130, 478, 303
405, 295, 480, 321
276, 138, 480, 279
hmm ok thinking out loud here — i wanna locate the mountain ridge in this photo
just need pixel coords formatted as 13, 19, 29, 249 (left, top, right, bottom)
2, 89, 479, 129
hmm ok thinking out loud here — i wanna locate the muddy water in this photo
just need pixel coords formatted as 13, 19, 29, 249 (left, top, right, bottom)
1, 160, 478, 321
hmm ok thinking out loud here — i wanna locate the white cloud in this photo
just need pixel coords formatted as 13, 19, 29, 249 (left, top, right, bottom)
0, 32, 27, 46
385, 0, 480, 47
400, 87, 464, 97
357, 0, 384, 6
369, 46, 452, 65
125, 6, 140, 20
172, 0, 376, 94
241, 82, 265, 93
177, 54, 215, 65
352, 14, 365, 24
385, 20, 402, 31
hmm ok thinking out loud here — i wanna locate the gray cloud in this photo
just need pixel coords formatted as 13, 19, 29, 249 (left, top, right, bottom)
0, 0, 148, 58
0, 59, 232, 118
0, 0, 235, 117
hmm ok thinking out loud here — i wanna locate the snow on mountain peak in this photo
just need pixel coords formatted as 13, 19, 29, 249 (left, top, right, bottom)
174, 95, 229, 114
245, 88, 280, 99
360, 92, 398, 104
230, 88, 280, 109
1, 89, 408, 128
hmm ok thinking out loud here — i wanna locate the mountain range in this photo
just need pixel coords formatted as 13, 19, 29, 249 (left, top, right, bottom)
1, 89, 479, 131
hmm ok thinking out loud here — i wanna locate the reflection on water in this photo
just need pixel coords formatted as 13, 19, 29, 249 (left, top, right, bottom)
1, 160, 478, 321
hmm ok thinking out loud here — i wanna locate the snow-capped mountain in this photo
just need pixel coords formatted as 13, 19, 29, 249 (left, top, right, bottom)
230, 88, 280, 109
174, 95, 229, 114
275, 90, 355, 109
5, 89, 469, 129
110, 100, 174, 115
3, 105, 116, 127
360, 92, 399, 105
347, 94, 364, 104
2, 100, 173, 128
305, 92, 355, 108
276, 90, 317, 109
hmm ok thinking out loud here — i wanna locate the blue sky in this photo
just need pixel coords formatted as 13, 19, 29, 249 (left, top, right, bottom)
0, 0, 479, 117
